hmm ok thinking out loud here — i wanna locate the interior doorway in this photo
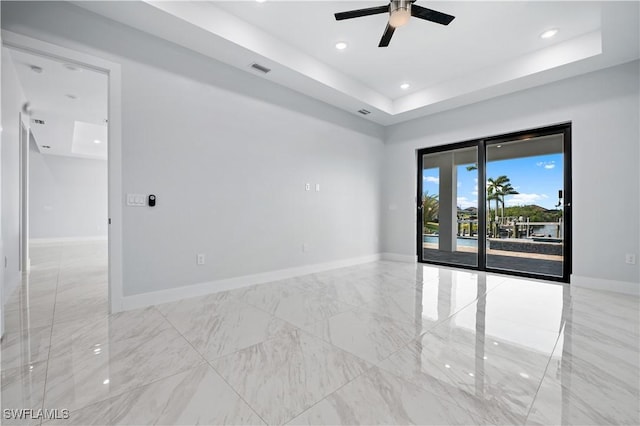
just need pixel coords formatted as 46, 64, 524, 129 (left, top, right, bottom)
4, 44, 110, 324
2, 31, 123, 323
417, 124, 572, 282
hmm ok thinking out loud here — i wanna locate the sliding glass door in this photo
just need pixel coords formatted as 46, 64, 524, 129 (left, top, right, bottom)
417, 124, 571, 282
419, 144, 479, 267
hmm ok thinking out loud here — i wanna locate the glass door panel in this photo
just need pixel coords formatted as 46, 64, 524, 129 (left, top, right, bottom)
420, 146, 478, 267
485, 134, 565, 278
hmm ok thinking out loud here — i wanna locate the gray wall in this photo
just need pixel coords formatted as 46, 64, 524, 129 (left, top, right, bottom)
29, 147, 108, 240
1, 48, 28, 305
382, 60, 640, 287
1, 1, 384, 297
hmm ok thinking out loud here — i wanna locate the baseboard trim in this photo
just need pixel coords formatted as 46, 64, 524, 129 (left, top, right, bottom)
30, 236, 108, 244
571, 274, 639, 296
119, 254, 382, 311
381, 253, 417, 263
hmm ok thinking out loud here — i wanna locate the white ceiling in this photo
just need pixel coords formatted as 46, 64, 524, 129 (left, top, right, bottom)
214, 1, 602, 99
72, 1, 640, 126
9, 48, 108, 160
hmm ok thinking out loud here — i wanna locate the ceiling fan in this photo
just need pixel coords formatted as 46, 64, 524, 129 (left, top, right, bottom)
334, 0, 455, 47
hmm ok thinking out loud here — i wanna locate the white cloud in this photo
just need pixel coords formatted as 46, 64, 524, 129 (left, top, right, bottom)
505, 193, 549, 206
457, 197, 478, 209
423, 176, 439, 184
536, 161, 556, 170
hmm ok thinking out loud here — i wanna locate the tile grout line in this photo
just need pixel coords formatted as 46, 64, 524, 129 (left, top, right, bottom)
280, 362, 380, 425
350, 277, 511, 418
49, 307, 219, 421
277, 287, 515, 426
522, 321, 567, 424
39, 245, 64, 425
152, 305, 270, 426
205, 359, 270, 426
371, 275, 507, 368
154, 290, 375, 425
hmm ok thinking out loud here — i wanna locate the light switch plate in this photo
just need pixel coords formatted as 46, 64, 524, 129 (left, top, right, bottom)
127, 193, 146, 207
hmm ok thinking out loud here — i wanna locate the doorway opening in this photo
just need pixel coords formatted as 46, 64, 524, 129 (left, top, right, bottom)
417, 124, 572, 282
5, 45, 110, 324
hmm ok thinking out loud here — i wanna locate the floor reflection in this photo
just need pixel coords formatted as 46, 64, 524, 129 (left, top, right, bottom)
1, 248, 638, 425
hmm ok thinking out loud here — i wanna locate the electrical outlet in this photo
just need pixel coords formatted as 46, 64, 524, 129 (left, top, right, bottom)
315, 184, 320, 192
303, 243, 309, 253
625, 253, 636, 265
197, 253, 205, 265
305, 183, 311, 191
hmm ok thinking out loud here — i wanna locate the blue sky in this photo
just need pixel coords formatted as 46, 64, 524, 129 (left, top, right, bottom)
423, 154, 563, 210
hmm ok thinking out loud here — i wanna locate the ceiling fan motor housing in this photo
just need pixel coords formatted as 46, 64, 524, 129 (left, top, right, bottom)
389, 0, 412, 28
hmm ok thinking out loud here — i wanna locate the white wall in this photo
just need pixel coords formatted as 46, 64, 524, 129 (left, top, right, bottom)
1, 47, 28, 306
383, 60, 640, 289
29, 145, 107, 240
0, 3, 4, 337
1, 2, 385, 297
4, 2, 636, 302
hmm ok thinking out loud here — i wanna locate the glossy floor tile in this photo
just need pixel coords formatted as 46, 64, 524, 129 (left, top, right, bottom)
44, 365, 264, 425
2, 241, 639, 425
212, 328, 370, 425
288, 367, 477, 425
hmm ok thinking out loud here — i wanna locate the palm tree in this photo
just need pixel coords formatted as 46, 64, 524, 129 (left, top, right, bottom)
487, 175, 519, 234
498, 182, 519, 223
487, 176, 507, 223
421, 191, 439, 230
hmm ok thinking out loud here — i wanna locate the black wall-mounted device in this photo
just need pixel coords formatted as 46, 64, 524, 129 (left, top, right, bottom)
148, 194, 156, 207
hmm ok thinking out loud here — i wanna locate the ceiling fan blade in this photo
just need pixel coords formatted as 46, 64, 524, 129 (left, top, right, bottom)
378, 23, 395, 47
411, 5, 455, 25
335, 5, 389, 21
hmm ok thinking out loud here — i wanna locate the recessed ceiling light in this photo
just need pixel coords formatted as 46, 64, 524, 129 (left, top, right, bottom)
400, 83, 410, 90
66, 94, 78, 100
93, 139, 102, 144
540, 28, 559, 39
335, 42, 348, 50
256, 0, 266, 3
497, 145, 502, 148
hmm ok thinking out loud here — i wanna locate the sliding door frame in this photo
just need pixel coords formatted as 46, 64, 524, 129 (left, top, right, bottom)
416, 139, 481, 271
416, 123, 572, 283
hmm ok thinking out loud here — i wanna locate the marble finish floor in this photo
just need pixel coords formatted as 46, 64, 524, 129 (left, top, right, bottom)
2, 241, 639, 425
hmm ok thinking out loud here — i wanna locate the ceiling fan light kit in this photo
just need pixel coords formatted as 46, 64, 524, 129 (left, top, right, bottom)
389, 0, 411, 28
334, 0, 455, 47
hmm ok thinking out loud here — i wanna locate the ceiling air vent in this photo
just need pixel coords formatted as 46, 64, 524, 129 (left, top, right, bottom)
250, 63, 271, 74
32, 119, 45, 125
358, 109, 371, 115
